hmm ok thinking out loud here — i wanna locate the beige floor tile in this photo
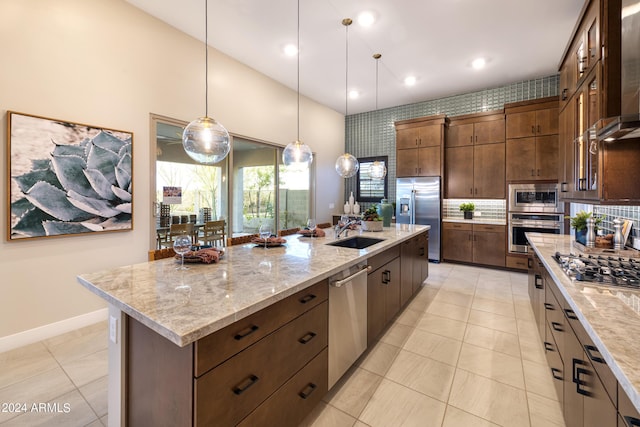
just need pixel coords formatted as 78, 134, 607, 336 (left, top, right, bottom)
324, 368, 383, 418
0, 367, 76, 423
78, 375, 108, 418
299, 402, 357, 427
99, 414, 108, 426
432, 289, 474, 308
463, 323, 521, 358
385, 349, 456, 402
415, 313, 467, 341
394, 308, 423, 327
476, 277, 513, 292
1, 389, 98, 426
448, 369, 530, 427
517, 318, 542, 342
426, 301, 471, 322
358, 342, 400, 376
457, 343, 525, 389
353, 422, 371, 427
44, 321, 107, 365
59, 348, 108, 388
514, 300, 536, 321
519, 335, 548, 365
442, 406, 500, 427
440, 280, 477, 296
379, 322, 414, 348
403, 329, 462, 366
471, 295, 516, 318
528, 391, 566, 427
0, 342, 58, 389
359, 378, 446, 427
468, 309, 518, 335
474, 287, 514, 303
522, 359, 559, 400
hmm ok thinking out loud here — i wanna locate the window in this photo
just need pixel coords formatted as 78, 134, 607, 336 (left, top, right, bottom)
357, 156, 388, 202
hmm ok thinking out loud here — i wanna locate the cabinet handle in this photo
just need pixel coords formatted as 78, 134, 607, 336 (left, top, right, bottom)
475, 135, 477, 142
584, 344, 606, 364
623, 416, 640, 427
532, 125, 535, 134
470, 135, 473, 143
551, 367, 563, 381
234, 325, 259, 340
564, 308, 578, 320
299, 383, 318, 400
537, 125, 541, 133
535, 275, 543, 289
382, 270, 391, 284
419, 248, 425, 257
544, 302, 554, 311
572, 358, 591, 397
528, 257, 533, 269
551, 321, 563, 332
233, 374, 259, 395
531, 169, 535, 176
562, 88, 568, 101
470, 188, 473, 195
544, 341, 554, 352
418, 167, 422, 174
561, 182, 568, 193
537, 169, 540, 176
298, 331, 317, 344
299, 294, 317, 304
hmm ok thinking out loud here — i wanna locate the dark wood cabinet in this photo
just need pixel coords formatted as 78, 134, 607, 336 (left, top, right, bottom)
367, 248, 401, 345
618, 383, 640, 427
444, 145, 473, 198
528, 252, 545, 340
400, 231, 430, 307
442, 223, 505, 267
442, 222, 473, 263
395, 115, 447, 177
447, 113, 505, 147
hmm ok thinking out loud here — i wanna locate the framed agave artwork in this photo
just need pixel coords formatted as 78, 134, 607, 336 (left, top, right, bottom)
7, 111, 133, 240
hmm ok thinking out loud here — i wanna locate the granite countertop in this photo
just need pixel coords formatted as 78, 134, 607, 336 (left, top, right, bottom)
527, 233, 640, 412
77, 224, 429, 348
442, 217, 507, 225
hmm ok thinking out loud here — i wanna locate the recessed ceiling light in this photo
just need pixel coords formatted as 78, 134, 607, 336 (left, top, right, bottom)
471, 57, 486, 70
404, 76, 417, 86
283, 43, 298, 56
357, 11, 375, 27
349, 90, 359, 99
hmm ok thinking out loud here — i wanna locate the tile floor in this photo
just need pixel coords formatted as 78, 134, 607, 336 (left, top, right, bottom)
0, 262, 565, 426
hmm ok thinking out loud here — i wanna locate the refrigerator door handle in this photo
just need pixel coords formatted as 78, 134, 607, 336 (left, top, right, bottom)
410, 189, 416, 225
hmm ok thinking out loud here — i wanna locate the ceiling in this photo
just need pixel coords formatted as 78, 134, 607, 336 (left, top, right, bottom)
126, 0, 585, 115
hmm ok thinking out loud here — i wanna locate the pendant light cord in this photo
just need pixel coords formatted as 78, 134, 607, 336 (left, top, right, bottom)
374, 54, 381, 110
344, 19, 350, 117
205, 0, 209, 117
296, 0, 300, 141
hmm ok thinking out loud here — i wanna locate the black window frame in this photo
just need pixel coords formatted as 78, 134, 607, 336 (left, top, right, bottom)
356, 156, 388, 203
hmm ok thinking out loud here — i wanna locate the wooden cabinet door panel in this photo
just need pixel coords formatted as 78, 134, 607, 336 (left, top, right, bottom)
385, 257, 401, 321
396, 127, 420, 149
417, 146, 440, 176
536, 135, 559, 180
474, 118, 505, 145
536, 108, 559, 136
472, 228, 505, 267
367, 268, 386, 345
445, 146, 474, 198
442, 227, 472, 263
447, 123, 474, 147
400, 239, 415, 307
506, 137, 536, 181
396, 148, 419, 177
506, 111, 536, 139
563, 319, 584, 427
419, 125, 442, 147
474, 143, 505, 198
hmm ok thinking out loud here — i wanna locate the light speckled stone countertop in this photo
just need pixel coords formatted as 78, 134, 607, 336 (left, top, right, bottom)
527, 233, 640, 412
77, 224, 429, 348
442, 217, 506, 225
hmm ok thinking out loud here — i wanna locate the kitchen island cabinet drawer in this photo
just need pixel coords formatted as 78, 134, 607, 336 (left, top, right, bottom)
367, 246, 400, 273
194, 301, 328, 427
238, 348, 328, 427
545, 283, 566, 352
195, 280, 328, 376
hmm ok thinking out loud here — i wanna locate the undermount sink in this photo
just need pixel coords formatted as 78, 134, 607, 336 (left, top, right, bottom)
326, 236, 385, 249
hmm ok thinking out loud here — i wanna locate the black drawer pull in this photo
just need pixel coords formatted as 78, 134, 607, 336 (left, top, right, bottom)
551, 321, 563, 332
382, 270, 391, 284
535, 276, 543, 289
298, 383, 317, 399
624, 416, 640, 427
234, 325, 259, 340
233, 374, 259, 395
565, 309, 578, 320
528, 257, 533, 269
544, 303, 554, 311
572, 358, 591, 397
544, 342, 554, 352
551, 367, 563, 381
584, 344, 605, 364
299, 294, 317, 304
298, 332, 317, 344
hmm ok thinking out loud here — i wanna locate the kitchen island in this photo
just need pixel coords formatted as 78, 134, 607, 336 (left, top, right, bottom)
78, 224, 429, 427
526, 233, 640, 423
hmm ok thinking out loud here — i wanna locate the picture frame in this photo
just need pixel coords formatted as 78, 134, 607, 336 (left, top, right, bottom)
7, 111, 133, 241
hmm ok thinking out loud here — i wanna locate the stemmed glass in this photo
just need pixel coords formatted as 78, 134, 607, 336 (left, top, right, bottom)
173, 235, 191, 270
259, 224, 271, 249
307, 218, 317, 238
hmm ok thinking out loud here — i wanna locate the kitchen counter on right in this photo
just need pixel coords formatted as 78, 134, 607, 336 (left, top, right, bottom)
527, 233, 640, 414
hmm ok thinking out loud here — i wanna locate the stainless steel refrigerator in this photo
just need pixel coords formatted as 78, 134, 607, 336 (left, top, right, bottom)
396, 176, 441, 262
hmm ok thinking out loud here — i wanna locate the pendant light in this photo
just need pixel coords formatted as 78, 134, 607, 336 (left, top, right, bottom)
335, 18, 360, 179
282, 0, 313, 168
369, 53, 387, 180
182, 0, 231, 164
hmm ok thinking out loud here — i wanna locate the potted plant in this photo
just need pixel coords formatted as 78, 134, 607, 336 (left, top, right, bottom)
459, 202, 475, 220
567, 211, 601, 244
361, 205, 383, 232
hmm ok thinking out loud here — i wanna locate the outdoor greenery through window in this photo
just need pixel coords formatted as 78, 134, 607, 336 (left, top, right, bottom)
357, 156, 388, 202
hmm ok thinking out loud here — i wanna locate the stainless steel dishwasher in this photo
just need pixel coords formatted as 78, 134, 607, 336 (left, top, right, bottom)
328, 261, 369, 389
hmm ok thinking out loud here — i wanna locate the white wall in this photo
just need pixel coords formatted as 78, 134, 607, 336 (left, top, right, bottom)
0, 0, 345, 340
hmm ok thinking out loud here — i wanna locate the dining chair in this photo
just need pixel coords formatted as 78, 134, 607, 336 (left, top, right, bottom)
148, 248, 176, 261
316, 222, 332, 229
277, 227, 300, 237
159, 223, 194, 248
201, 220, 226, 247
227, 234, 259, 246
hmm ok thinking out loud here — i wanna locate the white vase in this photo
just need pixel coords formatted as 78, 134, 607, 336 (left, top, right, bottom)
348, 192, 355, 213
353, 202, 360, 214
344, 202, 351, 214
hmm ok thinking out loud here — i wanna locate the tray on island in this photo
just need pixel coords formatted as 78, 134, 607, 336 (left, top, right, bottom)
572, 240, 639, 257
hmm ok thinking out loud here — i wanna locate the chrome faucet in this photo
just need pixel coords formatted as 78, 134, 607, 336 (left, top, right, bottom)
335, 220, 358, 238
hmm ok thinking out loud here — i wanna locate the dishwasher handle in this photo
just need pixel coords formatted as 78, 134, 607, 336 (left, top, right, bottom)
331, 265, 371, 288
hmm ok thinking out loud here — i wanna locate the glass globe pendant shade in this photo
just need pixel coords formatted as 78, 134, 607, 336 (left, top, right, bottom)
282, 140, 313, 168
335, 153, 359, 178
369, 161, 387, 179
182, 116, 230, 164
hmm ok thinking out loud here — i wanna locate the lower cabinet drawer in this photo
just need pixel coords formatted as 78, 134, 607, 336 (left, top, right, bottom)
194, 301, 328, 427
544, 322, 564, 405
238, 347, 328, 427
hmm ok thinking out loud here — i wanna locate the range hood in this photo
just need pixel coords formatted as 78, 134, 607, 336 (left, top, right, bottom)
597, 0, 640, 141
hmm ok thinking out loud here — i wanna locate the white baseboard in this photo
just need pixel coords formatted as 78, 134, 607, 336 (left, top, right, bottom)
0, 308, 108, 353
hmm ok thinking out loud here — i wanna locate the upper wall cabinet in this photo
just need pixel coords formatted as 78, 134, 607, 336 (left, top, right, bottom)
395, 115, 448, 177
